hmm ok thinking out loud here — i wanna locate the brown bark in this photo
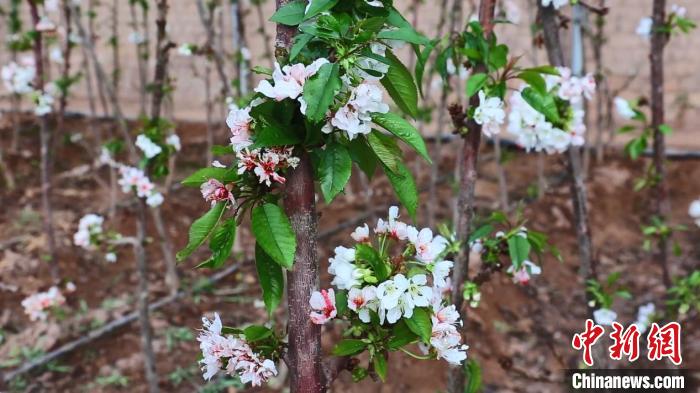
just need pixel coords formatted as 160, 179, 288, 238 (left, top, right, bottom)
87, 0, 110, 117
538, 2, 598, 303
196, 0, 233, 99
447, 2, 496, 392
28, 0, 60, 283
57, 0, 74, 129
135, 199, 160, 393
650, 0, 672, 288
274, 2, 323, 390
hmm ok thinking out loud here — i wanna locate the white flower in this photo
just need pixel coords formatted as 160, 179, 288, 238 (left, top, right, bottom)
355, 43, 390, 81
128, 31, 145, 45
474, 91, 505, 137
351, 224, 370, 242
146, 192, 164, 207
365, 0, 383, 6
404, 274, 432, 309
105, 252, 118, 263
135, 134, 163, 159
634, 302, 655, 333
348, 286, 377, 323
34, 92, 54, 116
429, 260, 454, 289
329, 82, 389, 140
409, 228, 448, 263
375, 206, 410, 240
376, 274, 409, 311
21, 286, 66, 321
177, 43, 194, 56
593, 308, 617, 326
688, 199, 700, 227
212, 160, 227, 168
614, 97, 636, 120
65, 282, 77, 292
446, 58, 457, 75
49, 46, 64, 64
541, 0, 569, 10
2, 62, 36, 94
255, 59, 329, 102
636, 17, 653, 38
165, 134, 181, 151
227, 107, 253, 151
671, 4, 687, 18
309, 288, 337, 324
240, 47, 251, 61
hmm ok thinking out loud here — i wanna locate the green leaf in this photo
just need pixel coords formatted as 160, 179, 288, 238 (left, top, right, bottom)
507, 235, 531, 269
383, 160, 418, 221
251, 204, 297, 268
404, 307, 431, 343
388, 320, 418, 349
468, 224, 494, 243
521, 87, 560, 124
243, 325, 273, 342
465, 73, 488, 99
302, 62, 341, 123
348, 137, 378, 179
367, 131, 401, 174
335, 290, 348, 316
371, 112, 431, 163
269, 0, 306, 25
250, 101, 303, 147
381, 50, 419, 118
355, 243, 389, 281
465, 360, 483, 393
181, 167, 238, 188
522, 65, 560, 75
658, 124, 673, 135
318, 141, 352, 203
290, 33, 314, 61
414, 41, 436, 97
255, 244, 285, 316
377, 27, 430, 45
616, 125, 637, 134
177, 202, 227, 261
517, 70, 547, 95
211, 144, 233, 156
372, 354, 388, 382
304, 0, 338, 19
332, 339, 367, 356
197, 218, 237, 269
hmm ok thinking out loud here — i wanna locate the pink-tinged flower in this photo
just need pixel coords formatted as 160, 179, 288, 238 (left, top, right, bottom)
409, 228, 448, 263
21, 286, 66, 321
254, 151, 287, 186
348, 286, 377, 323
309, 288, 337, 324
35, 16, 57, 32
432, 304, 461, 326
254, 59, 329, 102
226, 107, 253, 151
350, 224, 370, 242
375, 206, 411, 240
507, 260, 542, 285
135, 177, 155, 198
200, 179, 235, 206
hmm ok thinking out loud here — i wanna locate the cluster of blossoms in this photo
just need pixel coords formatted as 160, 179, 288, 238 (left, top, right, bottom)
474, 91, 506, 138
507, 67, 595, 154
324, 81, 390, 140
308, 207, 468, 365
135, 134, 163, 159
236, 147, 300, 187
1, 59, 36, 94
73, 213, 104, 250
688, 198, 700, 228
117, 165, 164, 207
21, 286, 66, 321
198, 313, 278, 386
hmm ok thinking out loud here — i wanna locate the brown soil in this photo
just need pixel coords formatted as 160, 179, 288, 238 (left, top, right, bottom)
0, 114, 698, 392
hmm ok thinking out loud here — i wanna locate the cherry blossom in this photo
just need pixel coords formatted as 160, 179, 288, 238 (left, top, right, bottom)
73, 213, 104, 249
507, 260, 542, 285
614, 97, 636, 120
200, 179, 235, 206
309, 288, 337, 324
351, 224, 370, 242
255, 59, 329, 102
327, 82, 389, 140
236, 147, 300, 186
135, 134, 163, 159
21, 286, 66, 321
33, 91, 54, 116
474, 91, 505, 137
348, 286, 377, 323
634, 303, 655, 333
2, 61, 36, 94
376, 274, 409, 311
636, 17, 653, 38
165, 134, 181, 151
688, 198, 700, 227
409, 228, 448, 263
593, 308, 618, 326
227, 107, 253, 151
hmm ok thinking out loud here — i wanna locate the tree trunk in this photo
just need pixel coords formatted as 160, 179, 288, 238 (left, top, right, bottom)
134, 199, 160, 393
57, 0, 74, 129
538, 2, 598, 308
650, 0, 671, 288
447, 2, 496, 392
28, 0, 59, 283
275, 2, 324, 390
87, 0, 110, 118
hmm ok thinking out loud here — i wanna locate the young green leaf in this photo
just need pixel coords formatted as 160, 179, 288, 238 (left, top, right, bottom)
388, 320, 418, 349
381, 50, 419, 118
255, 244, 285, 316
383, 160, 418, 221
414, 40, 436, 97
348, 136, 378, 179
371, 112, 431, 163
177, 202, 227, 261
332, 339, 368, 356
181, 167, 238, 188
377, 27, 430, 45
465, 360, 483, 393
318, 141, 352, 203
507, 235, 531, 269
355, 243, 390, 281
302, 62, 341, 123
197, 218, 237, 269
372, 354, 388, 382
517, 70, 547, 95
290, 33, 314, 61
243, 325, 273, 342
303, 0, 338, 19
269, 0, 306, 26
465, 73, 488, 98
404, 307, 431, 343
520, 87, 560, 124
251, 203, 297, 268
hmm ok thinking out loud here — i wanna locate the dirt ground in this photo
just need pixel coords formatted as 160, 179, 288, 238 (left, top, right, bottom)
0, 114, 698, 392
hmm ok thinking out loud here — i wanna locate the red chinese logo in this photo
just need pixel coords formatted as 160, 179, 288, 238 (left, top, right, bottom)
572, 319, 605, 366
647, 322, 682, 365
609, 322, 641, 362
